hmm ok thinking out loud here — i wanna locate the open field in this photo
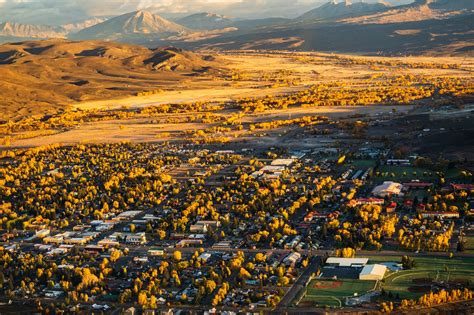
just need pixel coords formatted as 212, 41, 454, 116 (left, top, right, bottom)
366, 256, 474, 300
1, 47, 472, 151
302, 279, 376, 307
74, 52, 474, 112
464, 236, 474, 255
2, 105, 413, 148
1, 40, 473, 122
375, 165, 465, 182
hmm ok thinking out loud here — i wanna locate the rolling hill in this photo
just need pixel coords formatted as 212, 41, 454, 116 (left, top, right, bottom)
0, 40, 221, 121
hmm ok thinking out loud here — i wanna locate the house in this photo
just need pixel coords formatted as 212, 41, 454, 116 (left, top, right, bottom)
420, 212, 460, 219
359, 264, 387, 280
196, 220, 221, 228
261, 165, 286, 173
133, 256, 148, 263
386, 159, 410, 166
44, 290, 63, 298
304, 211, 327, 222
84, 245, 105, 254
115, 211, 142, 221
417, 203, 426, 211
386, 202, 397, 213
125, 232, 147, 245
372, 181, 403, 198
124, 307, 136, 315
176, 239, 203, 248
283, 252, 301, 265
98, 239, 120, 247
35, 229, 50, 238
451, 184, 474, 192
190, 224, 208, 233
148, 247, 165, 256
326, 257, 368, 267
215, 150, 235, 155
348, 198, 385, 207
403, 182, 433, 190
212, 241, 232, 250
198, 252, 212, 262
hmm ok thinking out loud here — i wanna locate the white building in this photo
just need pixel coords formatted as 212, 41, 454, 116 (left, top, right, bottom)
35, 229, 50, 238
326, 257, 368, 267
125, 232, 147, 245
190, 224, 208, 233
359, 264, 387, 280
271, 159, 295, 167
372, 181, 403, 198
198, 252, 212, 262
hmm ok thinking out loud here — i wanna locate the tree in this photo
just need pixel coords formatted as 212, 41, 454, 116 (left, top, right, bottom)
173, 251, 182, 262
110, 249, 121, 262
401, 256, 415, 270
137, 291, 148, 305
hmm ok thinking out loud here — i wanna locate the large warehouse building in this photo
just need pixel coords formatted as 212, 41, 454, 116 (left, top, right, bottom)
372, 181, 403, 198
325, 257, 368, 267
359, 264, 387, 281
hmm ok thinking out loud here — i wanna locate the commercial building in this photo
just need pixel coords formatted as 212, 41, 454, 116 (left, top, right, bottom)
372, 181, 403, 198
359, 264, 387, 281
348, 198, 385, 207
325, 257, 368, 267
148, 248, 165, 256
271, 159, 295, 167
420, 212, 460, 219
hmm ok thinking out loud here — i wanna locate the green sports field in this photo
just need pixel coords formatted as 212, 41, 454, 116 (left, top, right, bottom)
375, 165, 463, 182
350, 159, 377, 169
303, 279, 376, 306
369, 256, 474, 300
464, 236, 474, 255
375, 165, 436, 181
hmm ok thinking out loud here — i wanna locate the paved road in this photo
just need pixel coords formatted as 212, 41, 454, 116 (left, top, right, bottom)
277, 256, 321, 310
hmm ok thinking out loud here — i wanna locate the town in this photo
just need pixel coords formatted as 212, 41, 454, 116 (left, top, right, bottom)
0, 94, 473, 314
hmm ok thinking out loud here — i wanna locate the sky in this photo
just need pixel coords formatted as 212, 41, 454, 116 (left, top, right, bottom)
0, 0, 413, 25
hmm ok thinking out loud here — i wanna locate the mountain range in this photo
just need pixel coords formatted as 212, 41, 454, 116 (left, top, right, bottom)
0, 0, 472, 55
0, 22, 67, 41
299, 0, 390, 21
176, 13, 236, 30
70, 10, 189, 41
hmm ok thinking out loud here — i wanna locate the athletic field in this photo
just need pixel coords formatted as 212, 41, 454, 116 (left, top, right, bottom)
303, 279, 376, 307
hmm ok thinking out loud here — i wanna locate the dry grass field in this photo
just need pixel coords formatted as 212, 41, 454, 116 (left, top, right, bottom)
0, 46, 472, 148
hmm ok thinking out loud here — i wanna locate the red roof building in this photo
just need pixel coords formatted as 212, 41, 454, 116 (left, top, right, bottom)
386, 202, 397, 213
451, 184, 474, 191
403, 182, 433, 189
